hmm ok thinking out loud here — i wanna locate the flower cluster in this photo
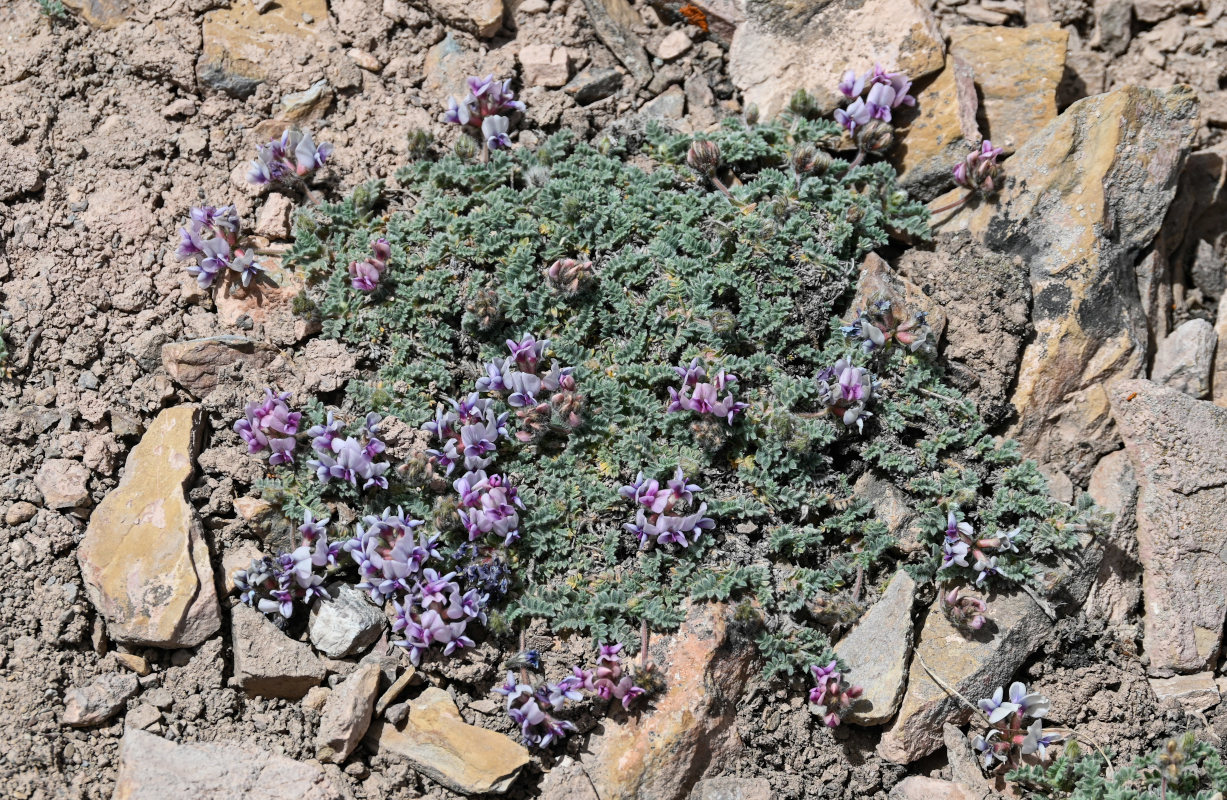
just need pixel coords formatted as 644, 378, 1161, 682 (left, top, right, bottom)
808, 660, 864, 728
840, 297, 934, 358
816, 359, 876, 433
495, 642, 647, 748
941, 586, 988, 632
972, 682, 1059, 770
939, 511, 1019, 586
246, 128, 332, 186
495, 672, 582, 748
620, 467, 715, 549
349, 238, 391, 293
443, 75, 524, 152
953, 140, 1005, 196
477, 334, 583, 444
235, 389, 301, 466
668, 358, 748, 425
233, 509, 341, 619
175, 204, 264, 290
391, 567, 488, 665
344, 506, 435, 605
306, 412, 390, 491
544, 258, 595, 296
835, 64, 915, 131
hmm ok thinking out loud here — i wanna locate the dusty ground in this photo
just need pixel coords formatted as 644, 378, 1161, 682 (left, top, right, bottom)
2, 0, 1226, 798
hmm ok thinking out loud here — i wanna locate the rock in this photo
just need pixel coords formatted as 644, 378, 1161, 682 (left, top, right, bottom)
647, 0, 745, 45
689, 777, 773, 800
125, 702, 163, 732
374, 666, 417, 715
431, 0, 504, 37
62, 672, 139, 727
936, 86, 1199, 482
584, 603, 756, 800
115, 653, 152, 676
1151, 318, 1215, 398
540, 757, 599, 800
308, 583, 386, 658
1215, 300, 1227, 407
254, 193, 294, 239
35, 458, 91, 509
565, 67, 625, 106
582, 0, 653, 83
890, 776, 983, 800
1084, 450, 1141, 625
278, 79, 333, 122
896, 56, 980, 200
231, 603, 326, 699
61, 0, 130, 29
348, 48, 382, 72
729, 0, 944, 120
1149, 672, 1220, 713
878, 546, 1100, 762
835, 571, 916, 726
947, 25, 1067, 152
656, 29, 692, 61
853, 473, 921, 552
317, 662, 380, 764
1110, 379, 1227, 675
303, 686, 331, 712
5, 500, 38, 525
897, 235, 1031, 424
1094, 0, 1133, 55
161, 336, 280, 398
518, 44, 570, 88
942, 723, 990, 795
642, 86, 687, 120
852, 252, 948, 345
113, 729, 342, 799
215, 260, 319, 346
199, 0, 330, 97
365, 687, 529, 794
77, 406, 221, 648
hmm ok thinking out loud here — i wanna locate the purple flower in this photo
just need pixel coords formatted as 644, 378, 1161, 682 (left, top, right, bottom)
482, 115, 512, 150
1021, 719, 1060, 760
229, 248, 266, 287
977, 685, 1020, 724
817, 359, 875, 432
946, 510, 974, 542
974, 555, 999, 585
349, 238, 391, 293
953, 139, 1005, 195
834, 98, 871, 132
837, 69, 865, 99
234, 389, 300, 460
506, 334, 547, 372
247, 128, 332, 186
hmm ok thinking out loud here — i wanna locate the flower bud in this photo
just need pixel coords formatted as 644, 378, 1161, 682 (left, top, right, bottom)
544, 258, 595, 296
406, 128, 433, 160
686, 140, 721, 177
744, 104, 760, 126
791, 143, 832, 176
525, 164, 551, 187
855, 120, 894, 154
454, 135, 478, 160
465, 288, 502, 332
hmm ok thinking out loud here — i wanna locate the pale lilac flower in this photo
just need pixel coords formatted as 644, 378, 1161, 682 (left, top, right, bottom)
834, 98, 871, 132
482, 115, 511, 150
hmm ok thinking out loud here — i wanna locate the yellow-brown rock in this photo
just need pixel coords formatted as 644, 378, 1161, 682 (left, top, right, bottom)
199, 0, 329, 97
365, 687, 529, 795
896, 56, 980, 199
61, 0, 130, 29
582, 602, 756, 800
948, 24, 1069, 152
933, 86, 1199, 481
78, 406, 220, 648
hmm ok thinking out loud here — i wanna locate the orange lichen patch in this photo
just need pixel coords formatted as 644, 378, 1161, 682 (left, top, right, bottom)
678, 4, 710, 32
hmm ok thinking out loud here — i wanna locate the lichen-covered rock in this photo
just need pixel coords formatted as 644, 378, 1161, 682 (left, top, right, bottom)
729, 0, 944, 120
896, 56, 980, 200
113, 729, 342, 799
947, 24, 1068, 151
1110, 378, 1227, 675
231, 603, 326, 699
317, 662, 380, 764
1151, 318, 1216, 398
583, 603, 756, 800
836, 571, 916, 726
307, 583, 386, 658
77, 406, 220, 648
161, 336, 280, 398
365, 687, 529, 794
937, 86, 1199, 482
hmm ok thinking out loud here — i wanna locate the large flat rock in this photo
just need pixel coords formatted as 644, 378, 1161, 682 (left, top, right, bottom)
77, 406, 220, 648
